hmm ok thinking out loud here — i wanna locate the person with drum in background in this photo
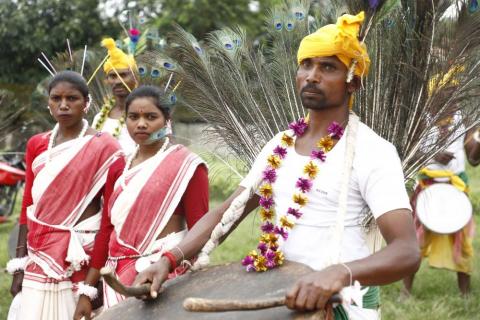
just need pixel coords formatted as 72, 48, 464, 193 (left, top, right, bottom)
403, 73, 475, 296
135, 12, 421, 319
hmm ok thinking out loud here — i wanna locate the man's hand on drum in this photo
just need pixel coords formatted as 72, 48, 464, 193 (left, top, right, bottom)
285, 264, 349, 311
133, 257, 171, 299
434, 151, 455, 165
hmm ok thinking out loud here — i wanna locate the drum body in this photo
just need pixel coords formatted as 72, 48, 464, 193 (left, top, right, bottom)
416, 183, 472, 234
97, 261, 326, 320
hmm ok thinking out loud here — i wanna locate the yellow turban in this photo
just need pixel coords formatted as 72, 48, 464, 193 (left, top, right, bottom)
102, 38, 137, 74
297, 12, 370, 77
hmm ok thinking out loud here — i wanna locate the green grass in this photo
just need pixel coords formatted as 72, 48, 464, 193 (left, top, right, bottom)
1, 165, 479, 319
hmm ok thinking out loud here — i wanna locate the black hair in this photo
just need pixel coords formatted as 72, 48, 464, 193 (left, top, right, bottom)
47, 71, 89, 98
125, 85, 174, 119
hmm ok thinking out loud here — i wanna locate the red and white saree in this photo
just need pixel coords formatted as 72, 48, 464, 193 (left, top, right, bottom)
16, 133, 120, 320
103, 144, 205, 309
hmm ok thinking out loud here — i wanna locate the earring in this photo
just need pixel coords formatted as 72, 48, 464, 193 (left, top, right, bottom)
47, 105, 53, 116
83, 94, 92, 113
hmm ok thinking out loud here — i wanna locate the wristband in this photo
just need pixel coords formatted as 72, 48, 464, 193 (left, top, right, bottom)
6, 257, 29, 275
77, 283, 98, 301
473, 130, 480, 143
161, 251, 177, 272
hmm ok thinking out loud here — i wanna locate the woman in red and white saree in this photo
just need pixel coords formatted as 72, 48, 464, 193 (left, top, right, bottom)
73, 85, 208, 319
8, 71, 121, 320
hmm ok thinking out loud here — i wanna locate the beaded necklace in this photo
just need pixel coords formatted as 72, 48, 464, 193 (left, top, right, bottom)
46, 119, 89, 164
242, 118, 345, 272
120, 137, 170, 190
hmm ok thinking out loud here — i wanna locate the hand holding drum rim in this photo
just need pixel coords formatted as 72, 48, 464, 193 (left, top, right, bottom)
285, 264, 349, 311
131, 256, 171, 299
130, 259, 348, 312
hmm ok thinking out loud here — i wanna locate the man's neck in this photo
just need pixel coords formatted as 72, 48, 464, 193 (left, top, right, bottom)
305, 106, 349, 138
109, 96, 126, 119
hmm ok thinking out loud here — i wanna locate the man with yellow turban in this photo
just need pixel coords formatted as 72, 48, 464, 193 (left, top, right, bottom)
91, 38, 138, 154
135, 12, 420, 319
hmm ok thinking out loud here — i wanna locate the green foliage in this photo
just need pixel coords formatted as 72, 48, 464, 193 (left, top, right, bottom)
0, 0, 120, 84
142, 0, 283, 40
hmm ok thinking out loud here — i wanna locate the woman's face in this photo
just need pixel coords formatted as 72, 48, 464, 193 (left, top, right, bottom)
48, 81, 87, 127
126, 97, 167, 146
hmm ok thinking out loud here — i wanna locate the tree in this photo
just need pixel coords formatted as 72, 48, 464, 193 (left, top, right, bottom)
0, 0, 120, 85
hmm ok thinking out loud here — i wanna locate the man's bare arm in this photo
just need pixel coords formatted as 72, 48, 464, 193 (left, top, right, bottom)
133, 186, 259, 297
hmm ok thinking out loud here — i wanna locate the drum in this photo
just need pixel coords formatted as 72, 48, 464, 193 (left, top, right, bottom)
416, 183, 472, 234
96, 261, 326, 320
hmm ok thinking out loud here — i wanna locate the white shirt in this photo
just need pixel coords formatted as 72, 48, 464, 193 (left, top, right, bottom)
240, 122, 411, 270
92, 113, 136, 155
424, 113, 466, 174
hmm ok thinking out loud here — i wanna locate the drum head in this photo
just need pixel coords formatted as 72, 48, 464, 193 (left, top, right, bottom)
97, 261, 325, 320
416, 183, 472, 234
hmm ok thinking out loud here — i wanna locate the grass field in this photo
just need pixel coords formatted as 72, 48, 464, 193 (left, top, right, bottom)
0, 165, 479, 319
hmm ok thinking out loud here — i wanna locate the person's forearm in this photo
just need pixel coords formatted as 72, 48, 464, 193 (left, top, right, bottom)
345, 239, 420, 286
16, 225, 28, 258
467, 142, 480, 166
84, 268, 102, 286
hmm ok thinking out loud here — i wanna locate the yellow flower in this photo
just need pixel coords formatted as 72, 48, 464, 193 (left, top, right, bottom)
303, 161, 319, 179
259, 208, 274, 221
248, 250, 258, 258
267, 155, 281, 169
281, 133, 294, 147
275, 251, 285, 265
260, 233, 278, 246
317, 136, 334, 152
259, 183, 273, 198
293, 193, 308, 207
280, 215, 295, 229
254, 256, 267, 272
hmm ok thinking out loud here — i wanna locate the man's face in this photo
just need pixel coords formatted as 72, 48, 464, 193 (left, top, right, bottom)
106, 68, 137, 98
296, 56, 350, 110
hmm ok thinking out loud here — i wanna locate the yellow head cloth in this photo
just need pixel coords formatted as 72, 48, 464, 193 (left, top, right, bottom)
102, 38, 137, 74
297, 12, 370, 77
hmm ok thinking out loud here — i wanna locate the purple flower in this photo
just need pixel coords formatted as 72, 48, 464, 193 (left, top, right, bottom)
295, 177, 313, 193
274, 226, 289, 240
246, 264, 256, 272
288, 118, 308, 136
265, 250, 276, 261
261, 221, 275, 233
259, 196, 274, 209
369, 0, 380, 9
327, 121, 344, 139
287, 207, 303, 219
257, 242, 268, 254
311, 149, 326, 161
262, 168, 277, 183
242, 255, 254, 266
273, 146, 288, 159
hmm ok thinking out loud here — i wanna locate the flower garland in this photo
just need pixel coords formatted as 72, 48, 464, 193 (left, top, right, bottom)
94, 98, 125, 138
241, 118, 344, 272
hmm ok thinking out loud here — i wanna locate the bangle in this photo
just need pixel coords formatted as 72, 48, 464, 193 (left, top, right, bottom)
473, 130, 480, 143
6, 257, 29, 275
77, 283, 98, 301
340, 263, 353, 287
161, 251, 177, 272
